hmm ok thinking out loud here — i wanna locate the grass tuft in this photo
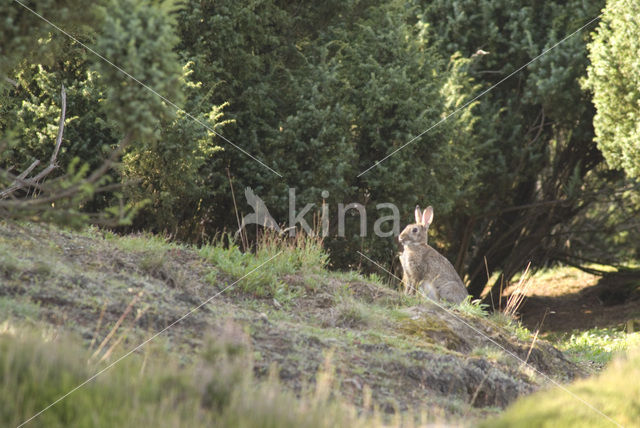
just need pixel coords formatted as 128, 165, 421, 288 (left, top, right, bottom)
334, 300, 372, 328
199, 232, 328, 300
457, 296, 490, 318
489, 312, 534, 342
547, 327, 640, 368
0, 296, 41, 321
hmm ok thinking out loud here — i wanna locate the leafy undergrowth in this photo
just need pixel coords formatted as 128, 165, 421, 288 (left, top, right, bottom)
0, 221, 585, 426
483, 348, 640, 428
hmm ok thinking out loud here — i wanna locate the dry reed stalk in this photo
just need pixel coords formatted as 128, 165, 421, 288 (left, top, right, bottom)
504, 262, 532, 318
91, 290, 143, 360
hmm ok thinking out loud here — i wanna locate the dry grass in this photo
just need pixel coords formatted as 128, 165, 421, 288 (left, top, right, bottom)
503, 262, 533, 318
0, 322, 383, 428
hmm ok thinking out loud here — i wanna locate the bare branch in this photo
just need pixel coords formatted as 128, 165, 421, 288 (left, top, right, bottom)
17, 160, 41, 180
3, 77, 18, 87
0, 134, 131, 209
0, 85, 66, 198
50, 84, 66, 165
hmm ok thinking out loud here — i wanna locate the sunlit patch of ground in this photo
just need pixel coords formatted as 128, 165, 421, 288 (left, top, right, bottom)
502, 266, 640, 334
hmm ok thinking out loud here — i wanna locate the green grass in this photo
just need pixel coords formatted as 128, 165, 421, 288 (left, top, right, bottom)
457, 296, 490, 317
199, 233, 328, 301
547, 327, 640, 368
0, 250, 20, 278
483, 347, 640, 427
489, 313, 535, 342
333, 299, 373, 328
0, 242, 53, 281
470, 345, 507, 363
0, 323, 376, 428
454, 298, 536, 344
1, 327, 208, 428
0, 296, 40, 321
0, 221, 597, 426
105, 231, 182, 253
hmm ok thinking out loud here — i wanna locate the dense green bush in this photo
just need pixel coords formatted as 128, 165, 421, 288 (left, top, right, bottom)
419, 0, 636, 299
0, 0, 226, 227
585, 0, 640, 178
175, 0, 478, 266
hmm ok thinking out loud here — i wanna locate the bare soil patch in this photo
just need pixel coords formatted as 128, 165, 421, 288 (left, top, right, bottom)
509, 268, 640, 333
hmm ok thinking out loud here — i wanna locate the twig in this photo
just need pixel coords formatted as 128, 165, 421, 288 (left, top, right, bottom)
50, 84, 66, 164
484, 256, 494, 311
464, 370, 490, 417
0, 134, 131, 209
504, 261, 532, 318
3, 77, 18, 87
522, 309, 547, 369
99, 305, 148, 363
522, 328, 540, 369
16, 160, 41, 181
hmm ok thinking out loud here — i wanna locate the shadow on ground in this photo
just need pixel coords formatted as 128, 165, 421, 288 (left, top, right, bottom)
517, 271, 640, 333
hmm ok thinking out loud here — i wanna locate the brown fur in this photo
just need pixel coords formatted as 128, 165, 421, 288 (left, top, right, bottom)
399, 206, 468, 304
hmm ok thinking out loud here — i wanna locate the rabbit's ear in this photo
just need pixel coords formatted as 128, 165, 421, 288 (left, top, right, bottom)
414, 205, 422, 224
422, 206, 434, 226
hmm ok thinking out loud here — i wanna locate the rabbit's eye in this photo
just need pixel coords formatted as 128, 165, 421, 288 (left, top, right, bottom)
412, 227, 418, 233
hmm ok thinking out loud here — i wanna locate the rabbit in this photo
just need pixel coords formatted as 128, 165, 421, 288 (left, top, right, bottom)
398, 205, 469, 304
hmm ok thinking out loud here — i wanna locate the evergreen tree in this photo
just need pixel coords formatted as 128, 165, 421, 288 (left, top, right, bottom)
176, 0, 478, 265
585, 0, 640, 178
422, 0, 617, 299
1, 0, 224, 228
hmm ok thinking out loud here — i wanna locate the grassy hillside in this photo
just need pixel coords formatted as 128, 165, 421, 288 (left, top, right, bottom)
0, 221, 598, 426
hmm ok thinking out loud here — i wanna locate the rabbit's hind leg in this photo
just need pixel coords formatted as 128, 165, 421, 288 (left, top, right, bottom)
418, 280, 439, 301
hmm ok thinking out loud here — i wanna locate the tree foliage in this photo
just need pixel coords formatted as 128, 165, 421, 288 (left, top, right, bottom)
585, 0, 640, 178
1, 0, 223, 227
174, 0, 478, 266
417, 0, 640, 301
3, 0, 639, 300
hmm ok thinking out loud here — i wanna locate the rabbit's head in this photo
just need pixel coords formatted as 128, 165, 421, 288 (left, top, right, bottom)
399, 206, 433, 246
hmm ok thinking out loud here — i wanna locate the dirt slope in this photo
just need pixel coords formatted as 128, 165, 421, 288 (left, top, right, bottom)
0, 221, 583, 423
